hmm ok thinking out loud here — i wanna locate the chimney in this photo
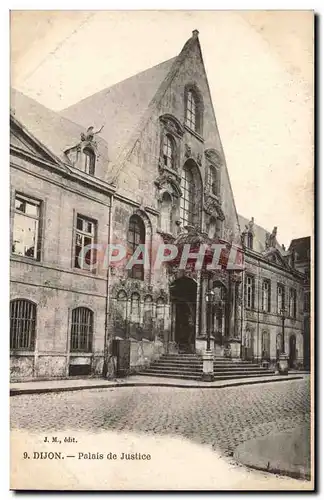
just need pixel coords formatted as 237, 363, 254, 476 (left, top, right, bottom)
192, 29, 199, 38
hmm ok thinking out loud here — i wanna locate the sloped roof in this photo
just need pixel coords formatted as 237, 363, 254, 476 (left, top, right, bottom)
60, 57, 177, 163
238, 215, 285, 254
289, 236, 310, 262
10, 88, 92, 164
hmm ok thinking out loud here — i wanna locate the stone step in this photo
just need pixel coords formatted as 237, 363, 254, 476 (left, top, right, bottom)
143, 367, 273, 377
137, 371, 276, 381
151, 364, 271, 374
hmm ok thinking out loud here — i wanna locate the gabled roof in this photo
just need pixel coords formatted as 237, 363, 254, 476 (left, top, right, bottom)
60, 57, 177, 164
289, 236, 311, 262
10, 88, 107, 165
238, 214, 285, 254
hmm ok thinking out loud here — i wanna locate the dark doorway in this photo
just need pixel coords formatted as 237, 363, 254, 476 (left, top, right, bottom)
289, 335, 297, 368
170, 277, 197, 353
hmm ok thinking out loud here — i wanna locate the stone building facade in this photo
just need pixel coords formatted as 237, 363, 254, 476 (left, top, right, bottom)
239, 216, 305, 369
10, 31, 307, 381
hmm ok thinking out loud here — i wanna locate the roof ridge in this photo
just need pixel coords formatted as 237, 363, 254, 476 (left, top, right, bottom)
60, 56, 177, 113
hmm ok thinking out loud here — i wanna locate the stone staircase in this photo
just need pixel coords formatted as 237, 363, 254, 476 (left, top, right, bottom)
138, 353, 275, 381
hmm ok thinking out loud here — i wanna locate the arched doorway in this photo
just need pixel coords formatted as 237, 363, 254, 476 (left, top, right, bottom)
289, 335, 297, 368
170, 277, 197, 353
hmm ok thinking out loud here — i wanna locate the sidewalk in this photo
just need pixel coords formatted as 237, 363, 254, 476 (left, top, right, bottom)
234, 426, 311, 480
10, 373, 307, 396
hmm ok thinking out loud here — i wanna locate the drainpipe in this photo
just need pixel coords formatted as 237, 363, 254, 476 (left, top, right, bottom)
103, 194, 114, 378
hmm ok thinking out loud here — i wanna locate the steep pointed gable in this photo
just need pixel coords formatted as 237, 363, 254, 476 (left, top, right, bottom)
60, 57, 177, 164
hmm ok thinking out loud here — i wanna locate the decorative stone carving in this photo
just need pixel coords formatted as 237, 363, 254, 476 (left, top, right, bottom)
197, 152, 202, 166
204, 148, 223, 167
265, 226, 277, 249
155, 173, 182, 199
203, 196, 225, 221
80, 125, 104, 143
159, 114, 184, 138
184, 143, 192, 158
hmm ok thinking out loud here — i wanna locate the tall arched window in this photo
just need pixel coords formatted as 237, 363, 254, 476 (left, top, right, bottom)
143, 295, 153, 326
180, 160, 202, 227
185, 87, 203, 134
127, 215, 145, 280
160, 192, 172, 233
83, 147, 95, 176
207, 217, 217, 239
207, 165, 220, 196
10, 299, 36, 350
162, 134, 175, 169
131, 293, 140, 323
70, 307, 93, 352
117, 290, 127, 322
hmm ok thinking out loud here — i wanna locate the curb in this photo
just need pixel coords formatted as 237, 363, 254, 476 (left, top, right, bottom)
10, 375, 304, 396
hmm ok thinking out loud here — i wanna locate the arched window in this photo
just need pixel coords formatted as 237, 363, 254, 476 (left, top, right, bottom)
180, 161, 202, 227
83, 147, 95, 176
156, 298, 165, 321
131, 293, 140, 323
185, 87, 203, 134
127, 215, 145, 280
70, 307, 93, 352
207, 166, 220, 196
143, 296, 153, 327
117, 290, 127, 322
160, 192, 172, 233
162, 134, 175, 169
10, 299, 36, 350
207, 217, 216, 239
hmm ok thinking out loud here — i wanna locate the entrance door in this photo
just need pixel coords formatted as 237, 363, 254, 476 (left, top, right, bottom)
170, 278, 197, 353
289, 335, 297, 368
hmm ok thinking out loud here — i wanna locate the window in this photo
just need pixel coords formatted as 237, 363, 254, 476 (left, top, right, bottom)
247, 232, 253, 249
143, 296, 153, 326
207, 217, 216, 239
289, 288, 297, 318
162, 134, 175, 169
180, 162, 202, 227
245, 275, 255, 309
262, 280, 271, 312
304, 291, 310, 313
180, 166, 194, 226
207, 166, 220, 197
277, 284, 285, 313
117, 290, 127, 322
127, 215, 145, 280
160, 192, 172, 233
131, 293, 140, 323
12, 194, 41, 260
10, 299, 36, 350
185, 90, 197, 131
83, 147, 95, 175
156, 298, 165, 321
74, 215, 96, 271
70, 307, 93, 352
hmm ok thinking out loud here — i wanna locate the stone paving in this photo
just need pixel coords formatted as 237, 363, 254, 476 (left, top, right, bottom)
10, 378, 310, 459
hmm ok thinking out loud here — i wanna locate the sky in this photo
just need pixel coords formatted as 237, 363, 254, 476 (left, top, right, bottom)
10, 10, 314, 247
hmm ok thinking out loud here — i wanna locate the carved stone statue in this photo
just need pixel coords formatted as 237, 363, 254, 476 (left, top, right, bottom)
81, 125, 104, 142
265, 226, 277, 248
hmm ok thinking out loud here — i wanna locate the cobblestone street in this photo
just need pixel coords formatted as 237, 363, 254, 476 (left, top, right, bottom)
11, 378, 310, 458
